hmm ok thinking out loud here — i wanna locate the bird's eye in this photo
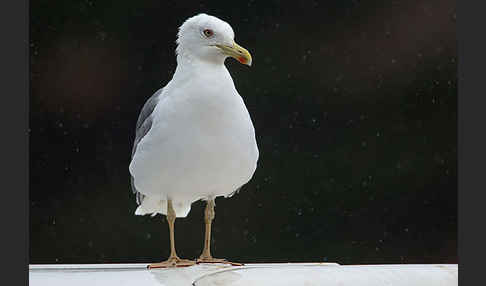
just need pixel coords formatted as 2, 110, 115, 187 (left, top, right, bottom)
203, 29, 214, 37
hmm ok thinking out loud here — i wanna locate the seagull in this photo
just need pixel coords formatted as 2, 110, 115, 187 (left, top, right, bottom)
129, 14, 259, 268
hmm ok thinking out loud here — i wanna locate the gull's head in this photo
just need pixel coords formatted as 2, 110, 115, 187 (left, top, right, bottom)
176, 14, 252, 66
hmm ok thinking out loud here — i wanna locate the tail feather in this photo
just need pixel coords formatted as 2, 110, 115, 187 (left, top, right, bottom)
134, 196, 192, 218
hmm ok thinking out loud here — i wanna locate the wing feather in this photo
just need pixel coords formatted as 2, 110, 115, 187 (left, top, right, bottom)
130, 88, 164, 204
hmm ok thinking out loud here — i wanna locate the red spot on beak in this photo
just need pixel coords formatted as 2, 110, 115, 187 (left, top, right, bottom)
238, 57, 246, 64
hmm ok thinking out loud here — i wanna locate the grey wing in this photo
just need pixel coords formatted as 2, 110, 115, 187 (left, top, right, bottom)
130, 88, 164, 205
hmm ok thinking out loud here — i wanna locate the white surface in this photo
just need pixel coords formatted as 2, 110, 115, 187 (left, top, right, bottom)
29, 263, 457, 286
129, 13, 258, 217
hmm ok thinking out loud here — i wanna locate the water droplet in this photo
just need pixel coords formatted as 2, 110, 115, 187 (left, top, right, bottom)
97, 31, 107, 41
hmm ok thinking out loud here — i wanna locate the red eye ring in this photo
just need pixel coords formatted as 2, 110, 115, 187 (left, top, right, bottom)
203, 29, 214, 37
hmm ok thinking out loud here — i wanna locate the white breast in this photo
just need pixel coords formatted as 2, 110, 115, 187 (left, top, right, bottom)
129, 65, 259, 210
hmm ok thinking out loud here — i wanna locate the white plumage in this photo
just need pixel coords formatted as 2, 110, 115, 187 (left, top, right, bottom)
129, 14, 259, 218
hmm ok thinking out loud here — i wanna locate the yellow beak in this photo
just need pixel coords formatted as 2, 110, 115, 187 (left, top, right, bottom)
215, 41, 252, 66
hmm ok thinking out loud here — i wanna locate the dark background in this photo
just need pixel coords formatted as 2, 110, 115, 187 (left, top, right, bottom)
30, 0, 457, 264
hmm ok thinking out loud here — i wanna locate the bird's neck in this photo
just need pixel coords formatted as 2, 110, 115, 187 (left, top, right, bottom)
176, 49, 226, 72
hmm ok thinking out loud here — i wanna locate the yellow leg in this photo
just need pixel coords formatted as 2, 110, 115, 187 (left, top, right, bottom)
148, 199, 195, 269
197, 199, 243, 266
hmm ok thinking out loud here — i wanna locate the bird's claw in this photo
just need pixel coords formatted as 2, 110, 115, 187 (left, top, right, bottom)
148, 256, 196, 269
196, 257, 243, 266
